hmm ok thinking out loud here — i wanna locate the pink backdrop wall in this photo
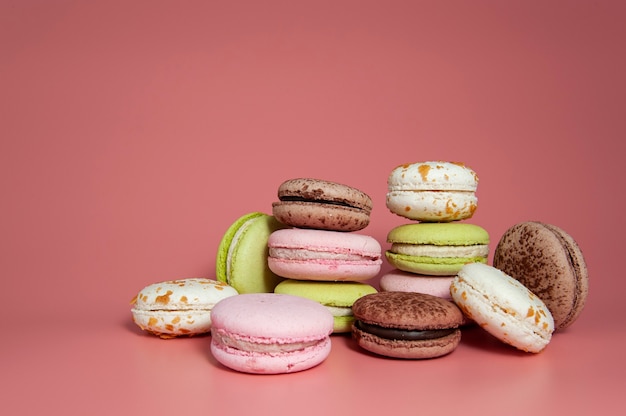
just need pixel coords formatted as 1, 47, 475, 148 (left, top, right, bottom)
2, 1, 624, 414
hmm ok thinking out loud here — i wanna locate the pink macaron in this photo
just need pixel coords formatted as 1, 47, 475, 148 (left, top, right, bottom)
210, 293, 334, 374
379, 269, 455, 300
379, 269, 473, 326
267, 228, 382, 282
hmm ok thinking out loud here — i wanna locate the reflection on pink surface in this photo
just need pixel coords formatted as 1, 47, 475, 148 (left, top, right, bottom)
1, 0, 624, 414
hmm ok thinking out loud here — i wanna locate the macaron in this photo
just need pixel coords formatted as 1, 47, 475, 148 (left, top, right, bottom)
210, 293, 334, 374
386, 161, 478, 222
450, 263, 555, 353
267, 228, 383, 282
272, 178, 373, 231
274, 279, 378, 333
379, 269, 455, 300
351, 291, 464, 359
130, 278, 239, 339
216, 212, 289, 294
493, 221, 588, 331
385, 223, 490, 276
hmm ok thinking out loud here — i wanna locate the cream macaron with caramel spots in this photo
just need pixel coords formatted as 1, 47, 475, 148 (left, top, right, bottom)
131, 278, 238, 339
450, 263, 554, 353
386, 161, 478, 222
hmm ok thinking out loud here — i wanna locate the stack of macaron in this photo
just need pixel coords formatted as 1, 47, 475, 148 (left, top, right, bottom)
213, 178, 381, 335
215, 212, 289, 294
268, 178, 382, 333
380, 161, 490, 305
129, 164, 590, 371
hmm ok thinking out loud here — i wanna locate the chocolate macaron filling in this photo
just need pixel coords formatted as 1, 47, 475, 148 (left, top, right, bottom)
279, 195, 365, 210
354, 320, 457, 341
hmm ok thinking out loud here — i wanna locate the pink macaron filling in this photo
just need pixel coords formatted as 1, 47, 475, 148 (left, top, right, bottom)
212, 329, 330, 355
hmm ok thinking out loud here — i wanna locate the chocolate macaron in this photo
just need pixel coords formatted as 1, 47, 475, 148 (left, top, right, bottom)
351, 291, 464, 359
272, 178, 373, 231
493, 221, 588, 331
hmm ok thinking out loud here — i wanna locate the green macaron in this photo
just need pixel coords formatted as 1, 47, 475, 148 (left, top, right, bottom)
216, 212, 289, 294
274, 279, 378, 333
385, 223, 490, 276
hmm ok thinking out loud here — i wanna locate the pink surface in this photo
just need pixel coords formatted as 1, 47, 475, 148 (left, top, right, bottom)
1, 1, 624, 414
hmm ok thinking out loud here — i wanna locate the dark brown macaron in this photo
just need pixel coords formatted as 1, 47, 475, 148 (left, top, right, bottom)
493, 221, 588, 331
351, 291, 464, 359
272, 178, 373, 231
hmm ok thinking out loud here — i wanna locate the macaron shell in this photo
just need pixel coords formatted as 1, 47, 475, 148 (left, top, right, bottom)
379, 270, 455, 299
131, 278, 238, 310
387, 223, 490, 246
386, 190, 477, 222
268, 258, 382, 281
272, 202, 370, 231
210, 335, 331, 374
450, 263, 554, 353
387, 161, 478, 192
493, 221, 588, 331
385, 251, 487, 276
215, 212, 288, 293
132, 309, 212, 339
352, 325, 461, 359
274, 279, 378, 333
210, 293, 334, 342
269, 228, 382, 254
274, 279, 378, 306
332, 315, 357, 333
352, 291, 464, 330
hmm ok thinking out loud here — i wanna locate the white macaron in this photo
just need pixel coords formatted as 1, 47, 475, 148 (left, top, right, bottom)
386, 161, 478, 222
131, 278, 238, 339
450, 263, 555, 353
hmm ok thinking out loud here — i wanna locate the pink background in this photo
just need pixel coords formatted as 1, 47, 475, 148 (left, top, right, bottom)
2, 1, 624, 414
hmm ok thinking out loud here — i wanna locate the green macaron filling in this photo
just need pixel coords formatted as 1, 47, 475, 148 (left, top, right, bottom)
385, 252, 488, 265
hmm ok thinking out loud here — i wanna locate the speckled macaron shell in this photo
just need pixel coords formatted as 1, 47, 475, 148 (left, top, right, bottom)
130, 278, 239, 339
386, 161, 478, 222
272, 178, 373, 231
274, 279, 378, 333
493, 221, 588, 331
385, 223, 490, 276
216, 212, 289, 294
351, 291, 464, 359
450, 263, 555, 353
268, 228, 383, 281
210, 293, 334, 374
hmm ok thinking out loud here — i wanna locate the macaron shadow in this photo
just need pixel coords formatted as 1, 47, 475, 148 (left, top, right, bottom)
338, 331, 458, 361
335, 332, 389, 358
458, 325, 532, 357
122, 316, 215, 343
